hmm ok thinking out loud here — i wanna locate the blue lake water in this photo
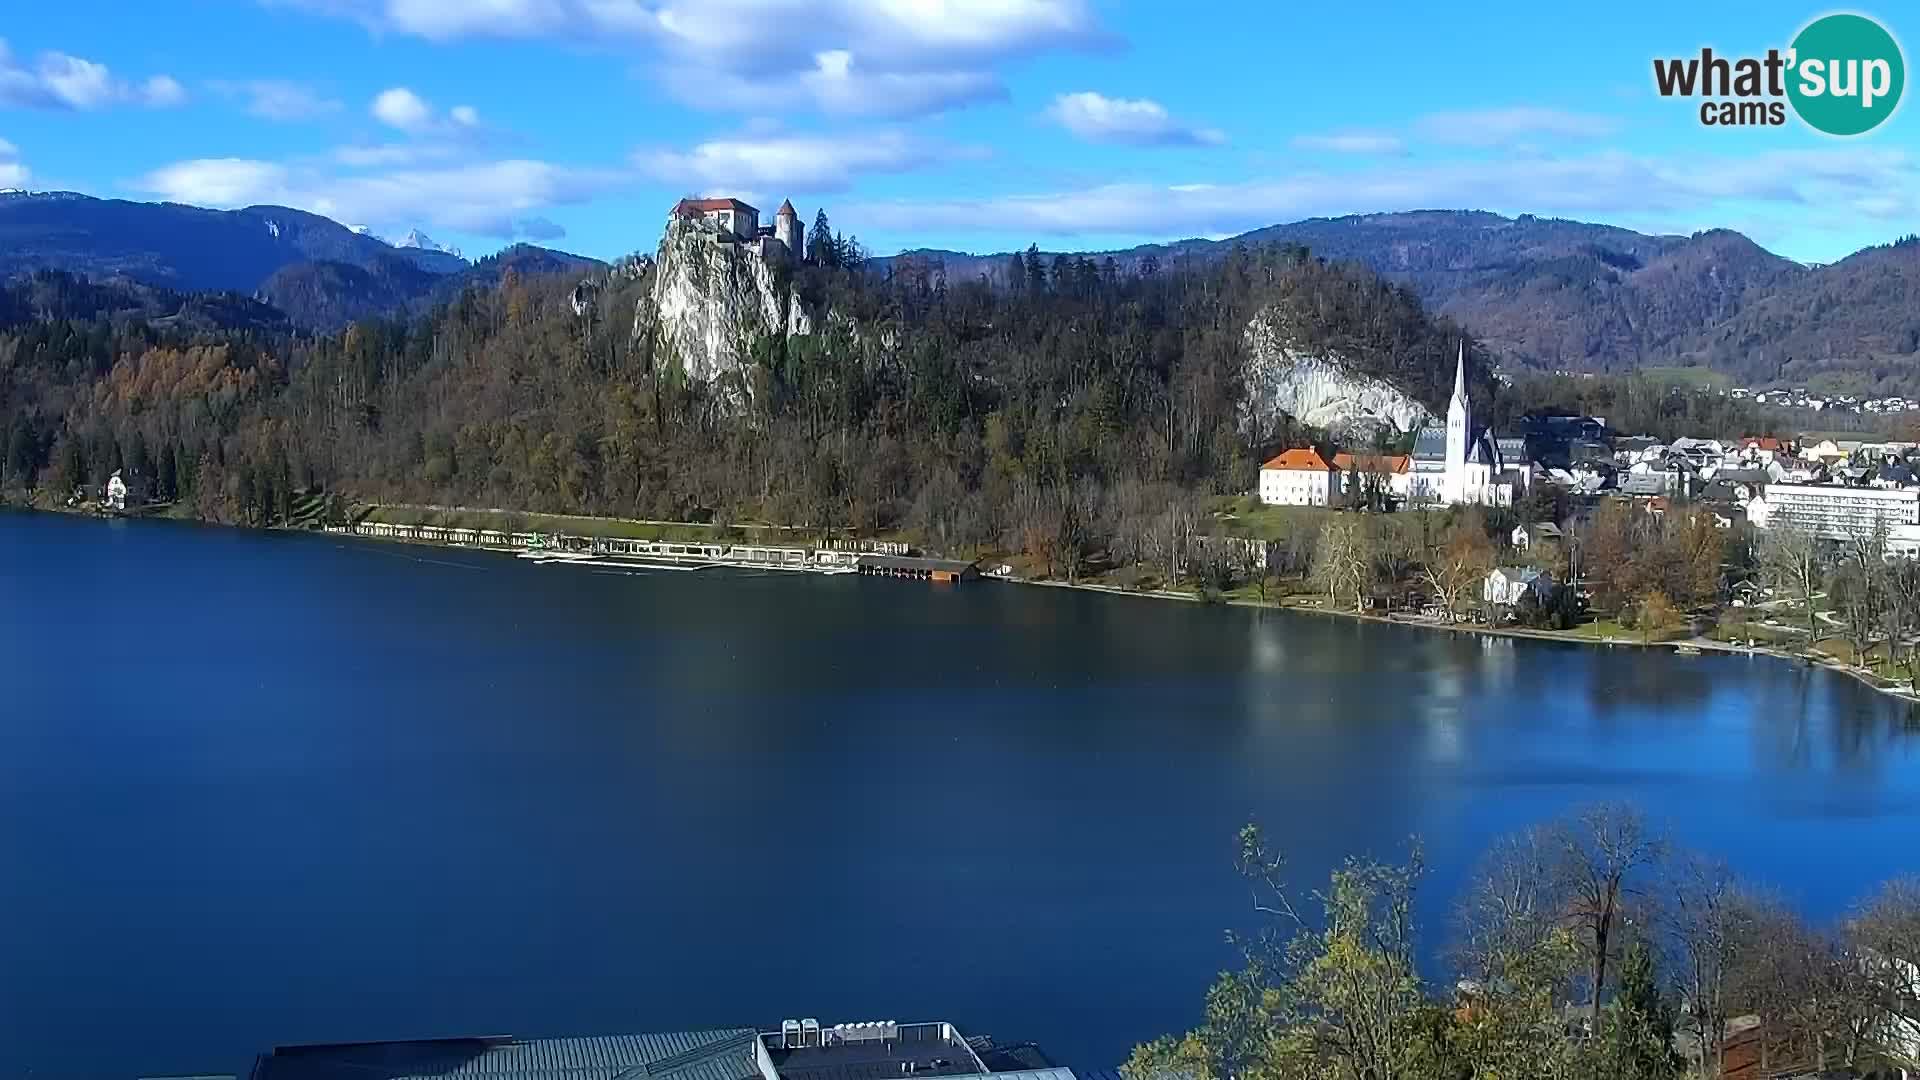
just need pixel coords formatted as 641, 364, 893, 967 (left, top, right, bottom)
3, 510, 1919, 1079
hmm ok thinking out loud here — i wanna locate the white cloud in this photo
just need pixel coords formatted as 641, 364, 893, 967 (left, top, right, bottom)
215, 79, 342, 120
142, 158, 293, 206
1046, 92, 1223, 147
842, 147, 1920, 239
1289, 131, 1406, 156
371, 86, 433, 132
135, 153, 627, 237
274, 0, 1108, 118
639, 130, 966, 193
141, 75, 189, 107
661, 49, 1004, 118
1414, 106, 1621, 148
332, 141, 463, 167
0, 38, 186, 110
371, 86, 480, 135
0, 137, 26, 188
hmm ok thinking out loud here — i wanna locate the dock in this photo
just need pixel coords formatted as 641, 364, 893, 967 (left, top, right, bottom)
325, 522, 977, 583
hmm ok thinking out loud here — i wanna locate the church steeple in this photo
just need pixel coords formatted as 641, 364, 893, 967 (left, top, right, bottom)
1444, 340, 1471, 501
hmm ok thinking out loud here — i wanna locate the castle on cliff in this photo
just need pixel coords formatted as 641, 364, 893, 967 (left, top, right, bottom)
673, 197, 804, 260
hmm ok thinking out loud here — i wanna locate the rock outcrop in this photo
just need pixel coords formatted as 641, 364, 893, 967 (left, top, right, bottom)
1240, 309, 1434, 441
642, 213, 811, 397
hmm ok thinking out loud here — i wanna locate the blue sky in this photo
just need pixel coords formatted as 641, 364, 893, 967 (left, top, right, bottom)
0, 1, 1914, 263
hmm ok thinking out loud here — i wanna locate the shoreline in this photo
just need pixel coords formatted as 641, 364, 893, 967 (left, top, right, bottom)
13, 501, 1917, 706
1010, 575, 1920, 705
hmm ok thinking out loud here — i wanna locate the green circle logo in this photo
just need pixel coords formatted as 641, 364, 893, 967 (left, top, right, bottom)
1788, 13, 1905, 135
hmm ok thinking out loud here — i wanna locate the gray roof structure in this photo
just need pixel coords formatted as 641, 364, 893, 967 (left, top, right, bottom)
1410, 424, 1523, 468
252, 1029, 764, 1080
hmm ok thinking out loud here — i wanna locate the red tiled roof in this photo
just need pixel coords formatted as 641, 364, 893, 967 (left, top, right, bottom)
1332, 452, 1410, 474
777, 198, 797, 216
1740, 436, 1784, 450
675, 197, 758, 216
1261, 448, 1334, 472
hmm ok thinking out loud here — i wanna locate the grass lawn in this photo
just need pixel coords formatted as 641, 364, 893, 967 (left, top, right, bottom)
1214, 494, 1335, 541
1565, 617, 1687, 643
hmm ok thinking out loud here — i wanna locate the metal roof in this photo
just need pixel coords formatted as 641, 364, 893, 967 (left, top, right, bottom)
252, 1029, 763, 1080
856, 554, 977, 574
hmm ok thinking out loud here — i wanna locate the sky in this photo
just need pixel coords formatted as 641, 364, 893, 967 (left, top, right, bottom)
0, 1, 1915, 264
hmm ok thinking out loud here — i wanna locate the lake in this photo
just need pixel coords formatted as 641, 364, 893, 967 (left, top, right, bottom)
3, 510, 1919, 1079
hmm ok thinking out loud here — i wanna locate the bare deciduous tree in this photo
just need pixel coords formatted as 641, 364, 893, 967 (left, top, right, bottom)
1552, 803, 1667, 1029
1757, 525, 1824, 643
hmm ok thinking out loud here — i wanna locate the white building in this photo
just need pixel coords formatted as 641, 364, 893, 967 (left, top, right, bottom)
1755, 483, 1920, 539
1484, 566, 1555, 607
673, 197, 805, 259
105, 471, 127, 511
1409, 344, 1527, 506
1259, 448, 1336, 507
1332, 452, 1413, 506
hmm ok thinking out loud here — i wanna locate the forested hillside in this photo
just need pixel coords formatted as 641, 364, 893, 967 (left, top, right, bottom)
888, 211, 1920, 387
0, 241, 1477, 560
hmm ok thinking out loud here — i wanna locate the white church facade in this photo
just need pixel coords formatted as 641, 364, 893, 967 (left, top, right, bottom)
1408, 345, 1531, 507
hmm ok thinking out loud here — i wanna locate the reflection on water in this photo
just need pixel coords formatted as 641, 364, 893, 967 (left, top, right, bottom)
2, 510, 1920, 1080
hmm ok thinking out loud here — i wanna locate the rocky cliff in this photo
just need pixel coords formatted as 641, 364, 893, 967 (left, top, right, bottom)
644, 213, 811, 397
1239, 309, 1434, 441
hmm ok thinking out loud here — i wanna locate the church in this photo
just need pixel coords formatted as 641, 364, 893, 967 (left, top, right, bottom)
1408, 344, 1531, 506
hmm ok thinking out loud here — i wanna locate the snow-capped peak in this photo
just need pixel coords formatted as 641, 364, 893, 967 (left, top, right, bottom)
348, 224, 372, 236
393, 228, 462, 258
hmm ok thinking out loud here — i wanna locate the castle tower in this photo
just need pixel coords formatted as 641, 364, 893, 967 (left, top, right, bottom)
774, 199, 803, 257
1445, 341, 1470, 503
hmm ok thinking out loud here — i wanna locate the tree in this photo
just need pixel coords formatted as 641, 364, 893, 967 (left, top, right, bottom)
1423, 519, 1494, 622
1635, 589, 1679, 642
1310, 518, 1374, 611
1832, 523, 1889, 666
1667, 856, 1760, 1080
1552, 803, 1666, 1029
809, 209, 832, 266
1586, 939, 1680, 1080
1849, 876, 1920, 1074
1757, 526, 1824, 643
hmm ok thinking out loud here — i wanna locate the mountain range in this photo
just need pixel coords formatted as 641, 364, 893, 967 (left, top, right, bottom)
4, 190, 1917, 392
886, 211, 1920, 392
0, 190, 600, 330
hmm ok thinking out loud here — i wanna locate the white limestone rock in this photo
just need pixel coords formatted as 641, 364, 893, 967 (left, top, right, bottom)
643, 213, 811, 400
1240, 309, 1434, 440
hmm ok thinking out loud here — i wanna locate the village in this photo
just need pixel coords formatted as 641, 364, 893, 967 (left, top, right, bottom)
1238, 346, 1920, 689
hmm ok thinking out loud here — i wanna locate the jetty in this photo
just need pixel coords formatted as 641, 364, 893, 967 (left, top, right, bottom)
324, 521, 979, 583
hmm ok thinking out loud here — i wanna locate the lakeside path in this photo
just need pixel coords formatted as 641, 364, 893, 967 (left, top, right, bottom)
1009, 577, 1920, 706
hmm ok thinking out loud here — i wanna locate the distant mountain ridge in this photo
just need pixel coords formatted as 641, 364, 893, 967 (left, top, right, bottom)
0, 191, 602, 331
878, 211, 1919, 389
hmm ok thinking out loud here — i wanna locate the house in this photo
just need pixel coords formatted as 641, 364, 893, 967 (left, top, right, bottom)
1484, 566, 1556, 607
673, 197, 805, 259
1332, 452, 1413, 506
1619, 472, 1677, 499
1737, 436, 1788, 463
1799, 438, 1847, 465
105, 470, 127, 511
1259, 448, 1336, 506
1510, 522, 1563, 551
